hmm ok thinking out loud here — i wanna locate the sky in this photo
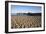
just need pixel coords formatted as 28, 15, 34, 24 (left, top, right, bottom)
11, 5, 41, 13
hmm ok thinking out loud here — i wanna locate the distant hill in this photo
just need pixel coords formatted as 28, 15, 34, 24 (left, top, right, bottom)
11, 13, 41, 16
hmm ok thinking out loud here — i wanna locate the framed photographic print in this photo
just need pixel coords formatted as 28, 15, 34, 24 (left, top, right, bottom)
5, 1, 45, 33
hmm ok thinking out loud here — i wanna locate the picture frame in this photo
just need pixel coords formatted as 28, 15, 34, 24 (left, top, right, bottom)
5, 1, 45, 33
